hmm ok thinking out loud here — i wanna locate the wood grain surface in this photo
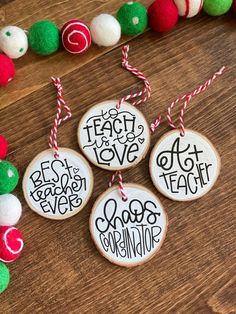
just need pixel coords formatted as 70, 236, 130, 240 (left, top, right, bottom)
0, 0, 235, 313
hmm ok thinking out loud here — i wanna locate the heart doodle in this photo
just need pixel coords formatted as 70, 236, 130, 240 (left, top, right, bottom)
138, 138, 145, 145
73, 168, 80, 174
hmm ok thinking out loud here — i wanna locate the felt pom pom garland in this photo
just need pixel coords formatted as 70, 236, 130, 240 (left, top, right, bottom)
0, 1, 234, 86
0, 135, 24, 293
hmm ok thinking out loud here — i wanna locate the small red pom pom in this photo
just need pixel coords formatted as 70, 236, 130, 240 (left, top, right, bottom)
148, 0, 179, 32
0, 135, 8, 160
61, 19, 91, 54
0, 226, 24, 263
232, 0, 236, 13
0, 53, 15, 86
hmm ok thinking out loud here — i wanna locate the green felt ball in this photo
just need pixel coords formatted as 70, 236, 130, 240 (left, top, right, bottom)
117, 1, 148, 36
0, 263, 10, 294
203, 0, 233, 16
0, 160, 19, 194
29, 20, 59, 55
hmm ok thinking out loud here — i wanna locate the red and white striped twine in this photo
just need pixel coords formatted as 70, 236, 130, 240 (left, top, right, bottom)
150, 115, 162, 133
49, 77, 72, 158
166, 66, 228, 136
116, 45, 151, 109
109, 171, 127, 202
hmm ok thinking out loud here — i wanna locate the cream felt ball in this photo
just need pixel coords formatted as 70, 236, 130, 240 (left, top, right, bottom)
174, 0, 203, 18
0, 194, 22, 226
90, 14, 121, 47
0, 26, 28, 59
203, 0, 233, 16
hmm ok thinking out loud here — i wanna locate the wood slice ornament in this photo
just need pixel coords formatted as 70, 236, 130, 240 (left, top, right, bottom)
150, 66, 227, 201
78, 100, 150, 171
23, 148, 93, 219
23, 78, 93, 220
78, 45, 151, 171
150, 129, 220, 201
90, 183, 168, 267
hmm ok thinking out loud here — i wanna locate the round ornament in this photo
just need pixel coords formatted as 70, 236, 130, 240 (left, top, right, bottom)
0, 160, 19, 195
0, 26, 28, 59
174, 0, 203, 18
0, 262, 10, 293
61, 20, 91, 54
148, 0, 179, 32
203, 0, 233, 16
0, 226, 24, 263
0, 194, 22, 226
28, 20, 59, 56
90, 183, 168, 267
149, 129, 220, 201
0, 135, 8, 160
117, 1, 148, 35
0, 53, 15, 86
78, 100, 150, 171
90, 14, 121, 47
23, 148, 93, 220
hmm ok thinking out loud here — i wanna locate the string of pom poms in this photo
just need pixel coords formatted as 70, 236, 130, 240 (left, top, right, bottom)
151, 66, 228, 135
109, 171, 128, 202
116, 45, 151, 109
49, 77, 72, 158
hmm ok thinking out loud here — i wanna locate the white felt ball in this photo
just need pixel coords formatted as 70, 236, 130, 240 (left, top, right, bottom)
0, 194, 22, 226
0, 26, 28, 59
90, 14, 121, 47
174, 0, 203, 18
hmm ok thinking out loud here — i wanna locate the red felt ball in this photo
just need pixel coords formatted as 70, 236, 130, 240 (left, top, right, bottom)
148, 0, 179, 32
0, 135, 8, 160
0, 226, 24, 263
61, 19, 91, 54
0, 53, 15, 86
232, 0, 236, 13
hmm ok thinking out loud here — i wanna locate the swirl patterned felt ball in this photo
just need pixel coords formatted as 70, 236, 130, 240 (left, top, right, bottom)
174, 0, 203, 18
0, 26, 28, 59
0, 161, 19, 195
0, 54, 15, 86
117, 1, 148, 35
203, 0, 233, 16
148, 0, 179, 32
0, 135, 8, 160
29, 20, 60, 56
61, 20, 91, 54
0, 262, 10, 294
0, 226, 24, 263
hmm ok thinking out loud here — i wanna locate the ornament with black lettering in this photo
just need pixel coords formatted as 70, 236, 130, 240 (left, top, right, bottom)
90, 180, 168, 267
23, 78, 93, 219
78, 45, 151, 171
150, 67, 227, 201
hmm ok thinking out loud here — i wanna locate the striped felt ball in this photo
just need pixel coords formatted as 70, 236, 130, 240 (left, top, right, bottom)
174, 0, 203, 18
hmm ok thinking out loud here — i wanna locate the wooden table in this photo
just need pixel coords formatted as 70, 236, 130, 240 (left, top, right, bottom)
0, 1, 235, 313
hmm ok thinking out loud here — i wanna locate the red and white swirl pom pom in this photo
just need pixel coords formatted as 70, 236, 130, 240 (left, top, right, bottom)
0, 226, 24, 263
174, 0, 203, 18
61, 19, 91, 54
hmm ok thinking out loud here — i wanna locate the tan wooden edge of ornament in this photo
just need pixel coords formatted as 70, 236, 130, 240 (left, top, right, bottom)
23, 148, 94, 220
149, 128, 221, 202
89, 183, 168, 267
78, 100, 151, 171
